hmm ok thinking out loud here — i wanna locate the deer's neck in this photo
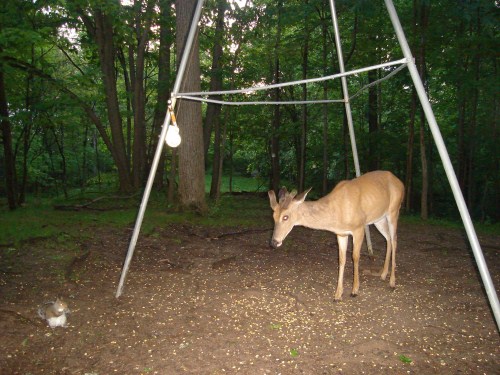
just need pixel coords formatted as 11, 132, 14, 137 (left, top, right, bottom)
297, 199, 336, 231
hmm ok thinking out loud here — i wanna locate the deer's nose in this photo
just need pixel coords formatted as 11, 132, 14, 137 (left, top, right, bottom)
270, 239, 282, 249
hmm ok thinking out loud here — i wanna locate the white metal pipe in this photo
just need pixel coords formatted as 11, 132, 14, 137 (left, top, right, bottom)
349, 63, 407, 101
176, 95, 345, 106
116, 0, 206, 298
329, 0, 373, 255
384, 0, 500, 331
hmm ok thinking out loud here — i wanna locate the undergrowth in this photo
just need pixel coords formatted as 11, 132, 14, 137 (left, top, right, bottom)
0, 191, 271, 246
1, 174, 498, 246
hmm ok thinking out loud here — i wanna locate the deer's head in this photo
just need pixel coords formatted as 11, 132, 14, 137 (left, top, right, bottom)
268, 187, 311, 249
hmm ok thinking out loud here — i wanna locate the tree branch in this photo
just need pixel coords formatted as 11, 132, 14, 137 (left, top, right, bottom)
1, 56, 114, 154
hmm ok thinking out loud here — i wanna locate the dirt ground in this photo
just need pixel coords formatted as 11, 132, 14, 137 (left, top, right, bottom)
0, 209, 499, 374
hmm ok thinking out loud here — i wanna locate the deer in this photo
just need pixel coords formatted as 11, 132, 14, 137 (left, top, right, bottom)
268, 170, 404, 301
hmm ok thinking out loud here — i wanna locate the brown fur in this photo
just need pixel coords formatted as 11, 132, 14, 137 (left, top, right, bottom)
268, 170, 404, 300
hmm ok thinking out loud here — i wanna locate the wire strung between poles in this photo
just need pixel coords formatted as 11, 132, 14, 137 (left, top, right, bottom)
175, 58, 408, 99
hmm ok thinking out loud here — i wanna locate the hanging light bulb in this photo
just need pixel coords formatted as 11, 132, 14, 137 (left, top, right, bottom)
166, 124, 181, 148
165, 105, 181, 148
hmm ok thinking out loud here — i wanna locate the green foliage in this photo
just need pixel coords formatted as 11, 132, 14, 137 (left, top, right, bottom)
1, 0, 498, 222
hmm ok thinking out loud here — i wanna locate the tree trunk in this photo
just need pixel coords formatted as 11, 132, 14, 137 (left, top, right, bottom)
270, 75, 281, 193
50, 123, 68, 198
465, 5, 483, 210
298, 0, 309, 193
367, 69, 379, 171
203, 0, 225, 161
88, 6, 132, 192
208, 0, 227, 200
167, 148, 177, 203
19, 50, 35, 205
415, 0, 430, 220
228, 127, 234, 193
493, 64, 499, 222
175, 0, 207, 213
342, 109, 350, 180
270, 0, 283, 194
152, 0, 173, 189
321, 4, 329, 196
419, 106, 429, 220
130, 0, 155, 189
404, 89, 416, 212
117, 48, 133, 174
457, 86, 467, 192
0, 65, 17, 210
211, 0, 248, 198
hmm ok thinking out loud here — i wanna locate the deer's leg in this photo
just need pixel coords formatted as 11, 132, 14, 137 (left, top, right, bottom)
335, 235, 348, 301
374, 218, 391, 282
387, 215, 399, 289
351, 228, 365, 297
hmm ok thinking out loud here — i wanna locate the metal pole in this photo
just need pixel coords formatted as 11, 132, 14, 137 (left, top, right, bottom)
384, 0, 500, 331
329, 0, 374, 256
116, 0, 205, 298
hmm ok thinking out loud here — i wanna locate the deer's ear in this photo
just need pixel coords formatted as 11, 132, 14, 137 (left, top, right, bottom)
278, 187, 287, 202
268, 190, 278, 210
295, 187, 312, 203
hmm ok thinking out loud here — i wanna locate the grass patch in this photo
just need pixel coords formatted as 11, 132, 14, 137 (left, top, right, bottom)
0, 184, 272, 246
2, 175, 497, 246
205, 174, 267, 193
400, 214, 500, 235
0, 199, 138, 245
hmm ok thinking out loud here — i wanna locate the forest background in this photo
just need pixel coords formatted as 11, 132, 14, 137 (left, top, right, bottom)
0, 0, 498, 224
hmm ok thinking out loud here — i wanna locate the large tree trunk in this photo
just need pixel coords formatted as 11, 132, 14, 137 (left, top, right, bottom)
175, 0, 207, 213
0, 65, 17, 210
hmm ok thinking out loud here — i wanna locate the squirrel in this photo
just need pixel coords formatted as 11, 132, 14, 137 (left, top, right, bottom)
38, 298, 70, 328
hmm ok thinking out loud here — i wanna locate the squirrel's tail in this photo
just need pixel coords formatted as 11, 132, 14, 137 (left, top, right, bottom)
37, 306, 46, 319
37, 301, 55, 319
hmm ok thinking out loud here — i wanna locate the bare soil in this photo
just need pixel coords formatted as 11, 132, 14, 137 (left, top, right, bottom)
1, 211, 499, 374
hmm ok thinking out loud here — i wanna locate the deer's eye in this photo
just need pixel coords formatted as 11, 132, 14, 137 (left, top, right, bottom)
282, 215, 289, 221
